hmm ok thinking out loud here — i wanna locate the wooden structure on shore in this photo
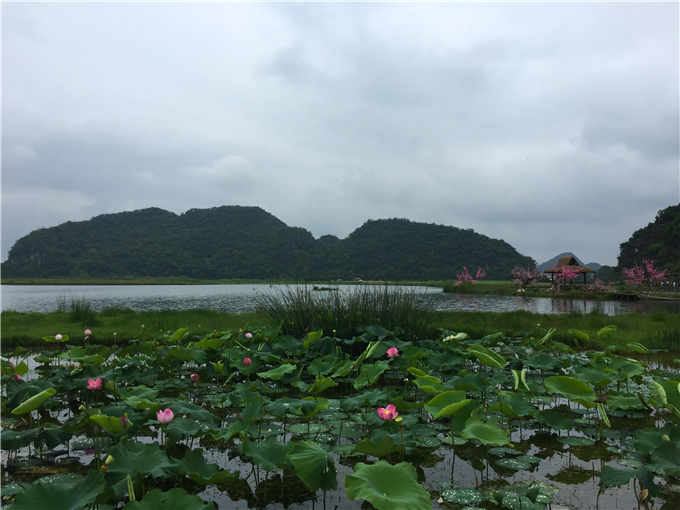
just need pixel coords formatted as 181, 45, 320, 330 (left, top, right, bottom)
543, 255, 596, 285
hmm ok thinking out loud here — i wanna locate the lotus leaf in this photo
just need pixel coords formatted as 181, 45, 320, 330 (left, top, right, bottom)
287, 440, 338, 492
10, 470, 105, 510
544, 376, 596, 402
345, 461, 432, 510
467, 344, 506, 369
440, 488, 485, 504
12, 387, 56, 415
557, 436, 595, 446
123, 488, 216, 510
172, 448, 240, 484
90, 414, 132, 435
536, 410, 573, 430
257, 363, 296, 380
352, 436, 396, 457
424, 390, 469, 419
495, 455, 540, 471
461, 417, 510, 446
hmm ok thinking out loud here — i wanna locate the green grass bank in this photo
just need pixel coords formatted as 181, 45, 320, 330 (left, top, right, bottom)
2, 307, 678, 352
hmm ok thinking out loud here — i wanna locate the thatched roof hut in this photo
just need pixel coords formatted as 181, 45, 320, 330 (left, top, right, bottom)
543, 256, 596, 285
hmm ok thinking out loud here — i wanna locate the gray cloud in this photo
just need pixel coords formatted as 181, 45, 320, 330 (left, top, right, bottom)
2, 2, 678, 267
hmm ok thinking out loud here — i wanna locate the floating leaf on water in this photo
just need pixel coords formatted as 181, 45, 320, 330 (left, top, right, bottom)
288, 423, 328, 435
489, 447, 521, 457
557, 436, 595, 447
440, 488, 485, 504
495, 456, 540, 471
416, 436, 441, 448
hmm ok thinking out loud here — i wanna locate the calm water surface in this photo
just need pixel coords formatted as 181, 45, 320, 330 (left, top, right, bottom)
2, 284, 680, 315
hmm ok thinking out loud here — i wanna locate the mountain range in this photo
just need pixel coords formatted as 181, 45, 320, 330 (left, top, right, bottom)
1, 205, 535, 281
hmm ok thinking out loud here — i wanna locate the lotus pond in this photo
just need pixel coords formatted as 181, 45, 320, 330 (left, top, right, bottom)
2, 324, 680, 510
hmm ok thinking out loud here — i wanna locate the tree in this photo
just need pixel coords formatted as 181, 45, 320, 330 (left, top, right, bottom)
622, 259, 667, 291
511, 266, 541, 291
454, 267, 486, 286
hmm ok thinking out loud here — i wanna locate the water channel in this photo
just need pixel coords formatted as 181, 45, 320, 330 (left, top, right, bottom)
2, 284, 680, 315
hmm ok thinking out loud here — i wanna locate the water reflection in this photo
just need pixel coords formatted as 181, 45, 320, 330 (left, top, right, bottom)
2, 284, 680, 316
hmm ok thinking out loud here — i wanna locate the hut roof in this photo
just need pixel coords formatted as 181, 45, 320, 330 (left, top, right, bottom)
542, 255, 596, 274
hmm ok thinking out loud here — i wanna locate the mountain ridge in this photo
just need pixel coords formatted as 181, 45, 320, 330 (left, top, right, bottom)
1, 205, 536, 281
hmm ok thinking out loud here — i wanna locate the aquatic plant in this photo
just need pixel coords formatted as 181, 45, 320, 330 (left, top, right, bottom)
1, 322, 679, 509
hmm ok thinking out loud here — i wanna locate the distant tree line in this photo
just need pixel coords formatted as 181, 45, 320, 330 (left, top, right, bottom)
2, 205, 538, 280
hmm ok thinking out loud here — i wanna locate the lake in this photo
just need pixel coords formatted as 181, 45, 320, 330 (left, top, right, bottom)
3, 284, 680, 315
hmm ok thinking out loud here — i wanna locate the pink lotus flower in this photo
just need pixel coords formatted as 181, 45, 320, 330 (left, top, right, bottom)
243, 357, 252, 367
84, 329, 92, 336
157, 408, 174, 424
377, 404, 399, 421
87, 378, 102, 392
14, 375, 21, 381
386, 347, 399, 358
55, 334, 63, 341
245, 332, 252, 339
9, 362, 14, 370
190, 373, 199, 383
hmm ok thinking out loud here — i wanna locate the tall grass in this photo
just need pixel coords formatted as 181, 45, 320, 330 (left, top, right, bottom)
255, 284, 437, 341
67, 297, 98, 326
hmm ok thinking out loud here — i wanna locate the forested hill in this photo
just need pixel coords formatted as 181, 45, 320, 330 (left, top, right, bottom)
1, 206, 535, 280
616, 204, 680, 278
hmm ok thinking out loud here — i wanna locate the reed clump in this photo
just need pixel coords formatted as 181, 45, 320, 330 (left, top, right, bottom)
255, 284, 437, 341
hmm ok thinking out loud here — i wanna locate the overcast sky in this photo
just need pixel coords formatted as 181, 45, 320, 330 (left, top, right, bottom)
2, 2, 678, 267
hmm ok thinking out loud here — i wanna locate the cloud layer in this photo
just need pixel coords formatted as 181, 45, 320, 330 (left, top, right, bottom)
3, 2, 678, 266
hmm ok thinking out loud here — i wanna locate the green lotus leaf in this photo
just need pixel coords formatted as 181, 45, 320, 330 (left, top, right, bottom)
165, 418, 202, 442
167, 346, 194, 362
607, 395, 644, 410
353, 362, 390, 390
257, 363, 296, 380
300, 397, 329, 419
0, 428, 40, 450
557, 436, 595, 446
105, 439, 174, 496
411, 376, 444, 394
597, 325, 617, 337
440, 488, 485, 504
43, 334, 69, 343
537, 410, 573, 431
90, 414, 132, 435
123, 488, 216, 510
495, 456, 540, 471
467, 344, 506, 369
287, 440, 338, 492
460, 417, 510, 446
307, 375, 338, 395
243, 436, 293, 472
11, 470, 105, 510
424, 390, 468, 419
597, 465, 639, 487
352, 436, 396, 457
288, 423, 328, 435
650, 443, 680, 478
167, 328, 188, 343
544, 376, 596, 402
345, 460, 432, 510
171, 448, 239, 484
119, 385, 160, 407
264, 397, 317, 418
12, 387, 56, 415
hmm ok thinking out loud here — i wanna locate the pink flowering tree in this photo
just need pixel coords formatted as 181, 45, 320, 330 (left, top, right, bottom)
454, 267, 487, 286
511, 266, 541, 291
622, 259, 667, 292
550, 266, 581, 292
